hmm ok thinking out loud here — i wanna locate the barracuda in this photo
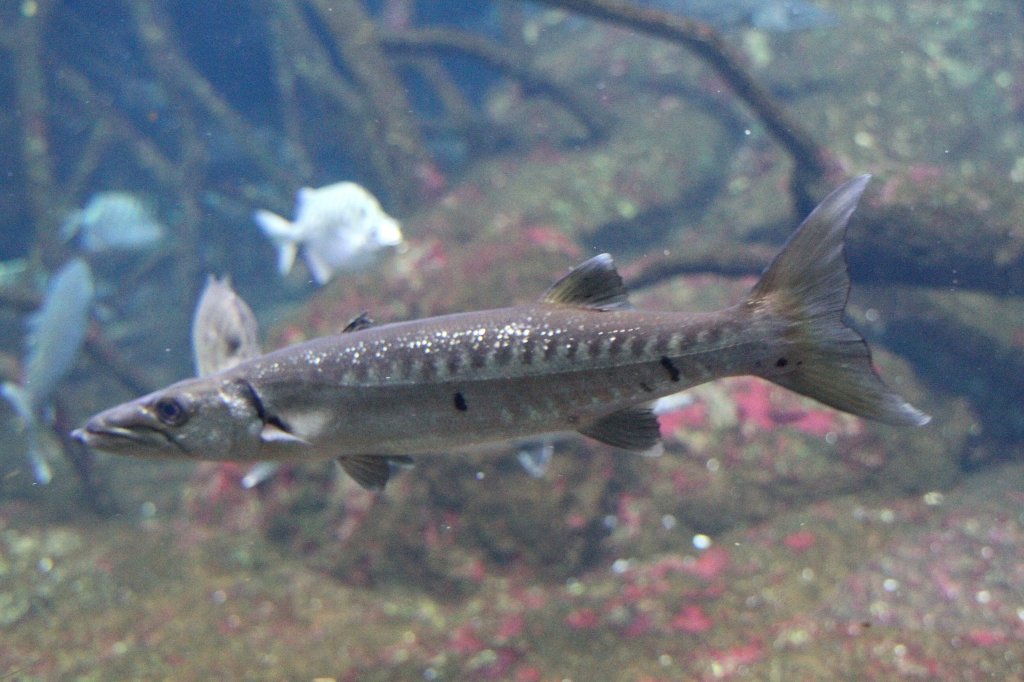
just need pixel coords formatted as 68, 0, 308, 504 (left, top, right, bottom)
73, 176, 929, 489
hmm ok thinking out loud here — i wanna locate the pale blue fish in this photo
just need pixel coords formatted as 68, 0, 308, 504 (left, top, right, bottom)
645, 0, 838, 32
2, 259, 95, 483
60, 191, 165, 254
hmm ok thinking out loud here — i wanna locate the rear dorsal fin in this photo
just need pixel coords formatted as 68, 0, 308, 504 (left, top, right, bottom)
542, 253, 632, 310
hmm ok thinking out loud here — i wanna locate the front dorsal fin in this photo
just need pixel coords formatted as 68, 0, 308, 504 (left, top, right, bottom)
342, 312, 374, 333
542, 254, 632, 310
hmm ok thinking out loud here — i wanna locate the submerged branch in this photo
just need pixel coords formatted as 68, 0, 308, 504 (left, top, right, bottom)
55, 67, 182, 191
527, 0, 832, 207
309, 0, 432, 211
258, 0, 369, 177
126, 1, 298, 189
626, 243, 776, 291
83, 328, 155, 397
382, 27, 613, 141
629, 192, 1024, 297
12, 0, 62, 269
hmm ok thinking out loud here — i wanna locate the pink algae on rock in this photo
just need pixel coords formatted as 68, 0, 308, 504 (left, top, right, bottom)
783, 530, 818, 553
683, 546, 731, 581
565, 607, 601, 630
670, 605, 714, 634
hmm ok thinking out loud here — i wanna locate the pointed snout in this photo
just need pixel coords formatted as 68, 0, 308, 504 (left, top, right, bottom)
71, 402, 173, 454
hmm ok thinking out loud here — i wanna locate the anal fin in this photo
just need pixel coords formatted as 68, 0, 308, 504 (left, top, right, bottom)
338, 455, 414, 490
578, 407, 661, 451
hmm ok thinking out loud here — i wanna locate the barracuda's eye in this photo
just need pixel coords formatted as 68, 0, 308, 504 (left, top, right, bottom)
154, 397, 188, 426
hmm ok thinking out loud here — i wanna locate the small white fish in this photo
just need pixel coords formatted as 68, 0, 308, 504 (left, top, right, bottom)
516, 439, 555, 478
2, 259, 94, 483
253, 181, 403, 285
60, 191, 166, 254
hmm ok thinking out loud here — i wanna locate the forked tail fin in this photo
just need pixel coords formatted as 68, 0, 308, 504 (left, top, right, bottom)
253, 209, 299, 276
1, 381, 53, 483
748, 175, 930, 426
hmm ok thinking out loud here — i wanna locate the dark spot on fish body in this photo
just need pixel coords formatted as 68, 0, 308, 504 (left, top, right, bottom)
399, 353, 415, 380
543, 337, 559, 362
226, 335, 241, 354
521, 336, 535, 365
419, 354, 437, 381
469, 346, 488, 369
446, 350, 462, 377
493, 344, 513, 367
453, 391, 468, 411
608, 335, 626, 357
776, 357, 788, 368
630, 335, 647, 358
640, 382, 654, 393
353, 359, 370, 383
587, 337, 603, 359
565, 337, 579, 361
660, 355, 681, 382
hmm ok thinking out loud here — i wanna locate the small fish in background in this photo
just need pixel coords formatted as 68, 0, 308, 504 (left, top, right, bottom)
2, 259, 95, 483
516, 440, 555, 479
191, 275, 279, 488
253, 181, 403, 286
644, 0, 838, 32
191, 275, 262, 378
749, 0, 838, 32
60, 191, 166, 254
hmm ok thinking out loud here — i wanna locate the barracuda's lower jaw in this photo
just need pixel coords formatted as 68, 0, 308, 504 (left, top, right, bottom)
71, 424, 172, 454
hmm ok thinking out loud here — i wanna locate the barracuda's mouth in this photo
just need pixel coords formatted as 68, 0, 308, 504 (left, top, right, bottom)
72, 424, 164, 450
72, 413, 189, 456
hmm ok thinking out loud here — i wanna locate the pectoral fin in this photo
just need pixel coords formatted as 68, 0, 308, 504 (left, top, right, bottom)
338, 455, 415, 490
579, 407, 661, 451
259, 423, 311, 446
